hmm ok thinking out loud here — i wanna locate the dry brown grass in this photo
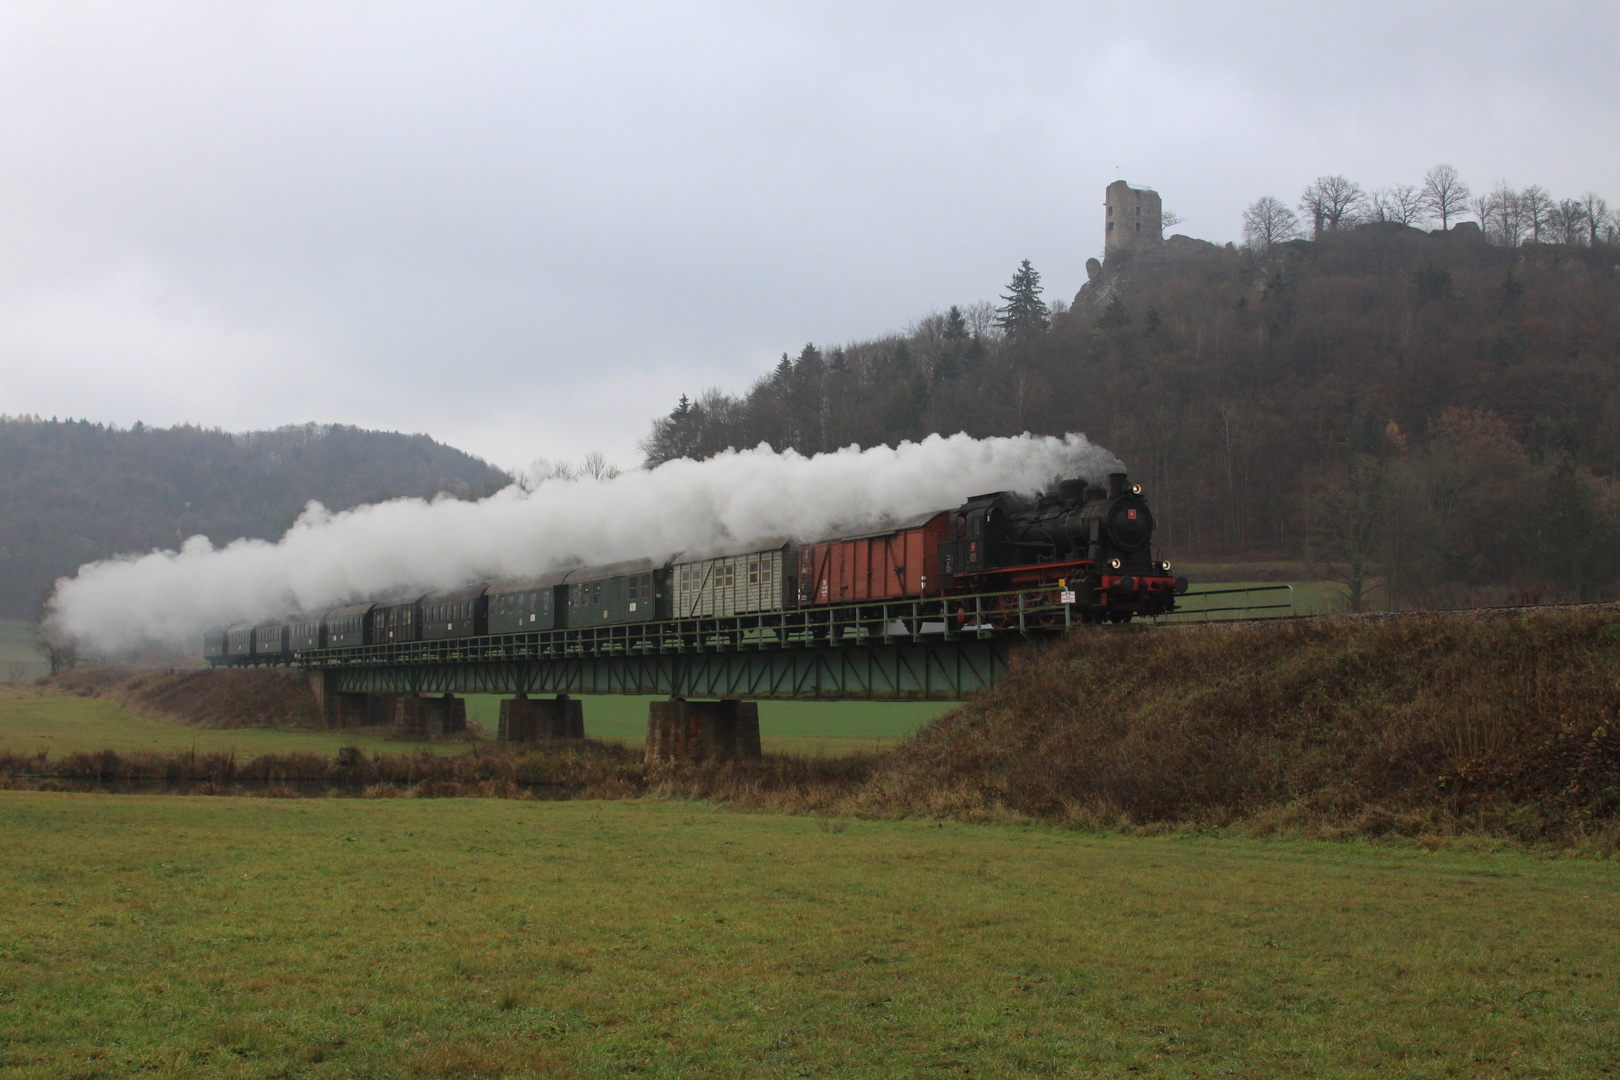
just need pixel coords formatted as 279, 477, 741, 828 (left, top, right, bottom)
48, 665, 323, 729
850, 609, 1620, 841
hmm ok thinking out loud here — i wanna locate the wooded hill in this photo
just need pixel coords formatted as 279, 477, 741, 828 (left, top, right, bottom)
0, 420, 509, 619
642, 223, 1620, 608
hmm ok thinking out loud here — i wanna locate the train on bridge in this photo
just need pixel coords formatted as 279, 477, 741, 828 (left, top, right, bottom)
205, 471, 1188, 664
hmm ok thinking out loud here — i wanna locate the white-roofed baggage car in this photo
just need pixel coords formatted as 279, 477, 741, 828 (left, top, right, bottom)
673, 540, 795, 618
563, 558, 670, 628
487, 570, 573, 634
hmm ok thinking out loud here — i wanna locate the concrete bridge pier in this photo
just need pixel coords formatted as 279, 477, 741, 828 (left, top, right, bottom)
499, 694, 584, 742
646, 698, 762, 763
393, 693, 468, 740
337, 692, 397, 728
308, 672, 402, 729
308, 670, 339, 729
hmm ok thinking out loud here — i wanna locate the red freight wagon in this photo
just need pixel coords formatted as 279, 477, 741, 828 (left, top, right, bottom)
797, 512, 951, 606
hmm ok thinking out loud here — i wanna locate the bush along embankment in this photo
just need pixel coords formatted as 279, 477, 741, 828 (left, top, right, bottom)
850, 608, 1620, 843
48, 666, 325, 730
0, 740, 879, 804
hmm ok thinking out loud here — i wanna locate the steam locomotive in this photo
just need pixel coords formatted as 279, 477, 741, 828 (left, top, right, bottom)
204, 471, 1185, 662
937, 470, 1186, 623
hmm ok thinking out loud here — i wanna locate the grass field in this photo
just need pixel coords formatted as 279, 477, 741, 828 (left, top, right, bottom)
1, 793, 1614, 1079
1162, 580, 1342, 619
0, 685, 951, 759
0, 620, 49, 683
0, 686, 461, 757
463, 695, 947, 756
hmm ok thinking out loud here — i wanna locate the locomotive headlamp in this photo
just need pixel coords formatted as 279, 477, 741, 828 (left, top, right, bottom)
1109, 558, 1122, 570
1161, 560, 1172, 572
1131, 484, 1143, 495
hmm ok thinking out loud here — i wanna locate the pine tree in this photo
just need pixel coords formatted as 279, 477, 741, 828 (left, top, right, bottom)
995, 260, 1049, 339
943, 305, 969, 341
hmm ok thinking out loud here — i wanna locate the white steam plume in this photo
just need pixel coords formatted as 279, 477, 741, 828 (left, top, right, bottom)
48, 432, 1123, 651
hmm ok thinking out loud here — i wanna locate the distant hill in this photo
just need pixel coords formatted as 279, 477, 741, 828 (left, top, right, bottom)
0, 420, 510, 619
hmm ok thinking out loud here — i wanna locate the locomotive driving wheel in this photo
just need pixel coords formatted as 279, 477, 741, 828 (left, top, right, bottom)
1032, 590, 1065, 627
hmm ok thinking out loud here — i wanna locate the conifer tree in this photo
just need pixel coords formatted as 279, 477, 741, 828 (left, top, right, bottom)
995, 260, 1049, 339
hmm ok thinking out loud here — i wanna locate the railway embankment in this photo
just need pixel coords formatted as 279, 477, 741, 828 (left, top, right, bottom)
49, 665, 325, 730
849, 606, 1620, 842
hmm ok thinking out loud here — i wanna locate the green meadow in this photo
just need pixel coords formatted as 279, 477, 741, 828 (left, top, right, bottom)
0, 685, 950, 759
1, 793, 1615, 1079
0, 620, 49, 683
463, 695, 947, 756
0, 687, 460, 758
1162, 581, 1341, 620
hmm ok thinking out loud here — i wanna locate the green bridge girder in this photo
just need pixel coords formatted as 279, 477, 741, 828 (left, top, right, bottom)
288, 592, 1065, 701
314, 639, 1014, 700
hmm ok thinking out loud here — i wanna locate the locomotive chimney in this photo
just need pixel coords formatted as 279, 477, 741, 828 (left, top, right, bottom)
1107, 472, 1126, 499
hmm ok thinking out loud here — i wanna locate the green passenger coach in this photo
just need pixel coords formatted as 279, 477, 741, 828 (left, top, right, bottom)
563, 558, 670, 628
487, 570, 572, 634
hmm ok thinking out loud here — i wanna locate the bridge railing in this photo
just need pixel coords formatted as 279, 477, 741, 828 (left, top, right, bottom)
1155, 584, 1295, 621
221, 580, 1262, 672
272, 585, 1092, 670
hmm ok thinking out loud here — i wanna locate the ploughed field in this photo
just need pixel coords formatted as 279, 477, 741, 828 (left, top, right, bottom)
3, 793, 1615, 1080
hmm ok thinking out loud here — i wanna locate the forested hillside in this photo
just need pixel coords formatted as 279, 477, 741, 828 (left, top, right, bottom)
0, 420, 509, 618
643, 204, 1620, 607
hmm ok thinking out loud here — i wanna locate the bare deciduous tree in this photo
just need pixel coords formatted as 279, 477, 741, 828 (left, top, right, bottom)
1299, 175, 1366, 237
515, 452, 621, 488
580, 451, 621, 480
1519, 185, 1554, 243
1483, 181, 1525, 246
963, 300, 998, 339
1582, 192, 1612, 247
1242, 195, 1301, 251
1371, 183, 1427, 226
1422, 163, 1471, 230
1554, 199, 1588, 245
1311, 454, 1385, 612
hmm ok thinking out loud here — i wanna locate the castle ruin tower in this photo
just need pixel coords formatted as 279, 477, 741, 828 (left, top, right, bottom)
1104, 180, 1163, 256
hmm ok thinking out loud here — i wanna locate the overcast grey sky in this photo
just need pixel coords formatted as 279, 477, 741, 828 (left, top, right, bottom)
1, 1, 1615, 472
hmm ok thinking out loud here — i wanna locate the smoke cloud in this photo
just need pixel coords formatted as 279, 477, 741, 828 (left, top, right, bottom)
48, 432, 1123, 651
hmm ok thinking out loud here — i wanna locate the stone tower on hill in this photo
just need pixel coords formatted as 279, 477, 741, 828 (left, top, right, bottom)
1105, 180, 1162, 255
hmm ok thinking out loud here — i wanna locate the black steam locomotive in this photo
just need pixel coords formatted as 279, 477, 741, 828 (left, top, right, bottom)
939, 471, 1186, 624
205, 471, 1183, 663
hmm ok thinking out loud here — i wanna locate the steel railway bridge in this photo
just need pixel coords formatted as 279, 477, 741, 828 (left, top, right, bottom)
277, 585, 1293, 758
